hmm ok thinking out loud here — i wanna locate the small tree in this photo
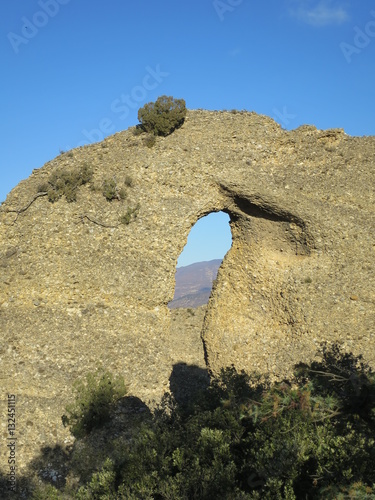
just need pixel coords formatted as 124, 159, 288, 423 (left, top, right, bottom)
62, 369, 127, 438
137, 95, 187, 136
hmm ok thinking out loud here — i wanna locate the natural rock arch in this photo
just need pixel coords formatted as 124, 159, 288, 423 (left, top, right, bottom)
201, 191, 314, 377
169, 211, 232, 309
0, 110, 374, 476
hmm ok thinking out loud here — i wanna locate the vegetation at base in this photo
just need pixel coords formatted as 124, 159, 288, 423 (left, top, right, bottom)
31, 483, 62, 500
61, 369, 127, 439
37, 164, 93, 203
30, 343, 375, 499
138, 95, 187, 137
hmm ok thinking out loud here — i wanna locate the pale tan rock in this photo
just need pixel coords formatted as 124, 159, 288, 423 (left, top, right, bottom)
0, 110, 374, 473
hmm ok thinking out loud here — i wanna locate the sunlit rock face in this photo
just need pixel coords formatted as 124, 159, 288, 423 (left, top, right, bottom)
0, 110, 374, 472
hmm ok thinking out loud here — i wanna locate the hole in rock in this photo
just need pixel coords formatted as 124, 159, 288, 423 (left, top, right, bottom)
168, 211, 232, 310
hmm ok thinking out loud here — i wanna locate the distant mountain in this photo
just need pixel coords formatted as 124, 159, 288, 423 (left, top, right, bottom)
168, 259, 222, 309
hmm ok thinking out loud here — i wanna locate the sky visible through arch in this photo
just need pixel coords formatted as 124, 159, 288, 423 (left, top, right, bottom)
1, 1, 374, 264
177, 212, 232, 268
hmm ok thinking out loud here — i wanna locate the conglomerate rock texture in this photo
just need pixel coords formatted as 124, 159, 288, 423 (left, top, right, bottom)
0, 110, 374, 473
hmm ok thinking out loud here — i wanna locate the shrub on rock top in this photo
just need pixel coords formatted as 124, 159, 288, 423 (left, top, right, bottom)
137, 95, 187, 137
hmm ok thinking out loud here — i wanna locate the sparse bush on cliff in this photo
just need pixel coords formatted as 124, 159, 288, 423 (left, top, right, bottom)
102, 177, 127, 201
138, 95, 187, 137
124, 175, 133, 187
102, 178, 117, 200
119, 204, 140, 225
36, 182, 50, 193
132, 124, 144, 136
143, 133, 156, 148
62, 369, 127, 439
37, 164, 93, 203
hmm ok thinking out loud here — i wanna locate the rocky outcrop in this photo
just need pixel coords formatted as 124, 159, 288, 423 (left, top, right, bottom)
0, 110, 374, 474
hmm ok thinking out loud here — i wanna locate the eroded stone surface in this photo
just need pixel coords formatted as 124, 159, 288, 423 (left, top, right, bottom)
0, 110, 374, 473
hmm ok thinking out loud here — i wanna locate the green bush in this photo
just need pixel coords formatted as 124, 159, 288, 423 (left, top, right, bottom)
143, 134, 156, 148
36, 182, 50, 193
102, 178, 117, 201
62, 369, 127, 439
137, 95, 187, 137
118, 187, 127, 200
102, 178, 127, 201
73, 343, 375, 499
39, 164, 93, 203
75, 459, 116, 500
119, 204, 140, 225
124, 175, 133, 187
132, 125, 144, 136
31, 484, 62, 500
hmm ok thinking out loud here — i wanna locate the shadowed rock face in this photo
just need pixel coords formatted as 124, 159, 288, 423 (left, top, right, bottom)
0, 110, 374, 473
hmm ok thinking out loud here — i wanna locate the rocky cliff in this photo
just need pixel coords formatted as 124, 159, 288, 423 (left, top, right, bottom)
0, 110, 374, 474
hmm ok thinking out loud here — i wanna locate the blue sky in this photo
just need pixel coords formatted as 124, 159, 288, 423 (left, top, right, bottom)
177, 212, 232, 267
1, 0, 374, 265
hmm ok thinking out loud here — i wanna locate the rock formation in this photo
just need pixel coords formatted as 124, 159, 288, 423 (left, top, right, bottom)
0, 110, 374, 474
